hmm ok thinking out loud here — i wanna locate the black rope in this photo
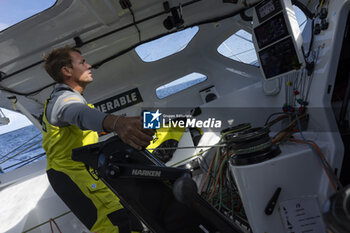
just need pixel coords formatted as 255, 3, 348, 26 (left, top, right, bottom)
301, 18, 315, 59
3, 152, 45, 171
292, 0, 315, 19
14, 153, 45, 170
0, 133, 41, 161
0, 140, 42, 165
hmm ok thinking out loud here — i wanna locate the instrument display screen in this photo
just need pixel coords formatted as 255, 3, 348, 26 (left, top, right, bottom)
259, 37, 301, 79
256, 0, 282, 23
254, 12, 289, 49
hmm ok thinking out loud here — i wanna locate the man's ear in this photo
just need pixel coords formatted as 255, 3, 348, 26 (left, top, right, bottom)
61, 66, 72, 77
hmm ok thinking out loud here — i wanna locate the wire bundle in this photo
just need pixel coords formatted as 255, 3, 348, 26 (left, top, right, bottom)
293, 114, 343, 192
199, 126, 251, 229
266, 111, 343, 192
268, 112, 308, 144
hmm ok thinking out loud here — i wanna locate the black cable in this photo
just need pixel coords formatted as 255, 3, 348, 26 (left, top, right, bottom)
0, 133, 41, 161
4, 152, 45, 170
0, 60, 43, 83
301, 18, 315, 59
0, 140, 42, 165
290, 0, 317, 61
127, 5, 141, 42
16, 154, 45, 169
198, 156, 219, 182
0, 82, 55, 97
292, 0, 315, 19
264, 112, 290, 126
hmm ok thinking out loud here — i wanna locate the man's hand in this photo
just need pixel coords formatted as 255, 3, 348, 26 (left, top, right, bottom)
103, 115, 154, 150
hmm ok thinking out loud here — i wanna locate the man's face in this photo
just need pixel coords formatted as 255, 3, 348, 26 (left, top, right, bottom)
69, 51, 93, 84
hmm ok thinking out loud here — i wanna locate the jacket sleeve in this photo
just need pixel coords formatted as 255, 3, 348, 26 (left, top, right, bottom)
52, 91, 107, 132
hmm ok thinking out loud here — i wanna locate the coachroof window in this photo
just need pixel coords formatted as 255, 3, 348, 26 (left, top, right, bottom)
217, 29, 259, 66
135, 27, 199, 62
156, 72, 207, 99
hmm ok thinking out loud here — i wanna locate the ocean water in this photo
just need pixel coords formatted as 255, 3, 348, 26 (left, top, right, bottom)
0, 125, 45, 173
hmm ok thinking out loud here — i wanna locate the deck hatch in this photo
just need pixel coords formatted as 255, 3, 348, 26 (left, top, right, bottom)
156, 72, 207, 99
217, 29, 259, 67
135, 27, 199, 62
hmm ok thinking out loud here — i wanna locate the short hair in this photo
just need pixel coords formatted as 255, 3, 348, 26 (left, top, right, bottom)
43, 46, 81, 83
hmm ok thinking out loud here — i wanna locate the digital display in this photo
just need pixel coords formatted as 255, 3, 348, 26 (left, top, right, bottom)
256, 0, 282, 23
259, 37, 301, 79
254, 13, 289, 49
259, 1, 275, 18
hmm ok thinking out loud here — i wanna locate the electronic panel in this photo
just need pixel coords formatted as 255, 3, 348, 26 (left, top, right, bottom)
252, 0, 305, 80
254, 12, 289, 49
259, 37, 301, 79
255, 0, 282, 23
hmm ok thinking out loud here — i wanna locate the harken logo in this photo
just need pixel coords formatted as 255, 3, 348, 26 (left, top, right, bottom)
143, 109, 161, 129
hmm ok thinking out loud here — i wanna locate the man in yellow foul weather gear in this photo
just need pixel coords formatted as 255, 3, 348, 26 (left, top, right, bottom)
42, 46, 154, 233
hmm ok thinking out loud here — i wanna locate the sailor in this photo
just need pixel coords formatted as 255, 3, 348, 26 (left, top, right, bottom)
41, 46, 154, 233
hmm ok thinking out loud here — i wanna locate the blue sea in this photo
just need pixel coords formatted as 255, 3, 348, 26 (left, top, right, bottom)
0, 125, 45, 173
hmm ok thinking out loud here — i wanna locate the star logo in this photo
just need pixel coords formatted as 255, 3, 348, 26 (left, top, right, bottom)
143, 110, 162, 129
151, 109, 161, 122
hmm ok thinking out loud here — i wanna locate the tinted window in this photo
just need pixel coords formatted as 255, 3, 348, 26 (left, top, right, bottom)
135, 27, 199, 62
217, 29, 259, 66
156, 72, 207, 99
